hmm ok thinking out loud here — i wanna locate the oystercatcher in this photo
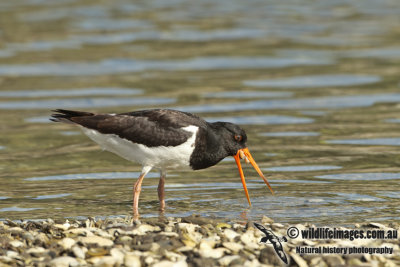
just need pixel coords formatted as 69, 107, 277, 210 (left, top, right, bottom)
51, 109, 274, 218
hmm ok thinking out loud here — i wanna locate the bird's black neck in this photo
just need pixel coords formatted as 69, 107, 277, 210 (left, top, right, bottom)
189, 125, 230, 170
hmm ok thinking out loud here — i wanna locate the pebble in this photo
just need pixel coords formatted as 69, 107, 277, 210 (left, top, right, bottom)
72, 245, 86, 259
50, 256, 79, 267
79, 236, 114, 247
124, 253, 141, 267
324, 254, 345, 266
223, 228, 239, 241
6, 251, 20, 259
0, 217, 398, 267
110, 247, 125, 265
95, 255, 117, 267
290, 252, 309, 267
222, 242, 243, 253
9, 240, 24, 248
153, 260, 188, 267
218, 255, 241, 266
26, 247, 46, 257
133, 224, 160, 235
58, 237, 76, 250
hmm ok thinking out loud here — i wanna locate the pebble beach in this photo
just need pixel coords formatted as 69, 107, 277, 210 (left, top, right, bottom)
0, 215, 398, 267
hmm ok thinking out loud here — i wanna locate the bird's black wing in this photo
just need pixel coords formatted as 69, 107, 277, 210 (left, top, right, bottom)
274, 248, 288, 264
253, 222, 270, 235
51, 109, 205, 147
254, 222, 288, 264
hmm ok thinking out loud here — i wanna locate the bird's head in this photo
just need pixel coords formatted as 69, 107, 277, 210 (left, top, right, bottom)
215, 122, 274, 205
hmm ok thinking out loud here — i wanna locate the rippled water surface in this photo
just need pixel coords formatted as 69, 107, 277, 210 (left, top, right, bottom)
1, 0, 400, 225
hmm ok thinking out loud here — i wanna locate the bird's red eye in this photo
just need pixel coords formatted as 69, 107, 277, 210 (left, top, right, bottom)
234, 135, 243, 142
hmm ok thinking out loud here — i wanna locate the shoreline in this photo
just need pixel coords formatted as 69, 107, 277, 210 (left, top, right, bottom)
0, 215, 398, 266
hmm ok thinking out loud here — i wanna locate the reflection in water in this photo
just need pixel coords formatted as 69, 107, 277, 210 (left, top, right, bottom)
74, 18, 153, 31
25, 116, 52, 123
263, 165, 341, 172
204, 91, 292, 99
0, 97, 175, 109
0, 207, 41, 212
178, 93, 400, 113
0, 88, 142, 98
315, 173, 400, 181
326, 138, 400, 146
261, 131, 320, 137
385, 118, 400, 123
32, 193, 72, 200
0, 56, 333, 77
25, 172, 161, 181
335, 192, 384, 202
243, 74, 381, 88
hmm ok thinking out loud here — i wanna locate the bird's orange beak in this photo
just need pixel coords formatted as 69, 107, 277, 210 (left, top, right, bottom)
233, 147, 274, 206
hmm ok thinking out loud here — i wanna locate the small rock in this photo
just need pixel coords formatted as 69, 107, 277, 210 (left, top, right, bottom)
324, 254, 345, 266
145, 256, 155, 265
22, 232, 35, 242
72, 246, 86, 259
272, 223, 284, 229
89, 227, 113, 239
222, 242, 243, 253
261, 216, 274, 224
218, 255, 240, 266
240, 231, 259, 250
65, 228, 94, 237
176, 246, 193, 252
304, 239, 317, 246
367, 222, 386, 229
95, 256, 117, 267
58, 237, 76, 250
132, 224, 160, 235
50, 256, 79, 267
26, 247, 46, 257
310, 257, 328, 267
124, 253, 141, 267
163, 250, 184, 262
199, 246, 227, 259
119, 235, 133, 243
259, 246, 283, 266
110, 247, 125, 265
161, 231, 179, 237
153, 260, 188, 267
223, 229, 239, 241
178, 223, 199, 233
347, 258, 364, 266
87, 247, 109, 257
54, 223, 69, 231
8, 227, 24, 234
0, 255, 13, 263
35, 232, 49, 244
182, 214, 211, 225
9, 240, 24, 248
79, 236, 114, 247
6, 250, 20, 259
216, 223, 231, 229
289, 252, 308, 267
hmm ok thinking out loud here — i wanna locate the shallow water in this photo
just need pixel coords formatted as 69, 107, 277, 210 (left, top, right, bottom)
0, 0, 400, 225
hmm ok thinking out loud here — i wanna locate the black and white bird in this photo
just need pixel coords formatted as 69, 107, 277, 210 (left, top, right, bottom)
254, 222, 288, 264
51, 109, 274, 218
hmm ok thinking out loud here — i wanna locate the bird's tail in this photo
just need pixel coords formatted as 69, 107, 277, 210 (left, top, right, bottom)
50, 109, 94, 124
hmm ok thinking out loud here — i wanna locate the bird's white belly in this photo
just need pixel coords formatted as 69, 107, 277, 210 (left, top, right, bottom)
80, 125, 198, 170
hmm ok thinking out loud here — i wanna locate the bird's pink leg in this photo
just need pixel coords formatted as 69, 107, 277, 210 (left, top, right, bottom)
133, 166, 152, 220
158, 170, 166, 213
